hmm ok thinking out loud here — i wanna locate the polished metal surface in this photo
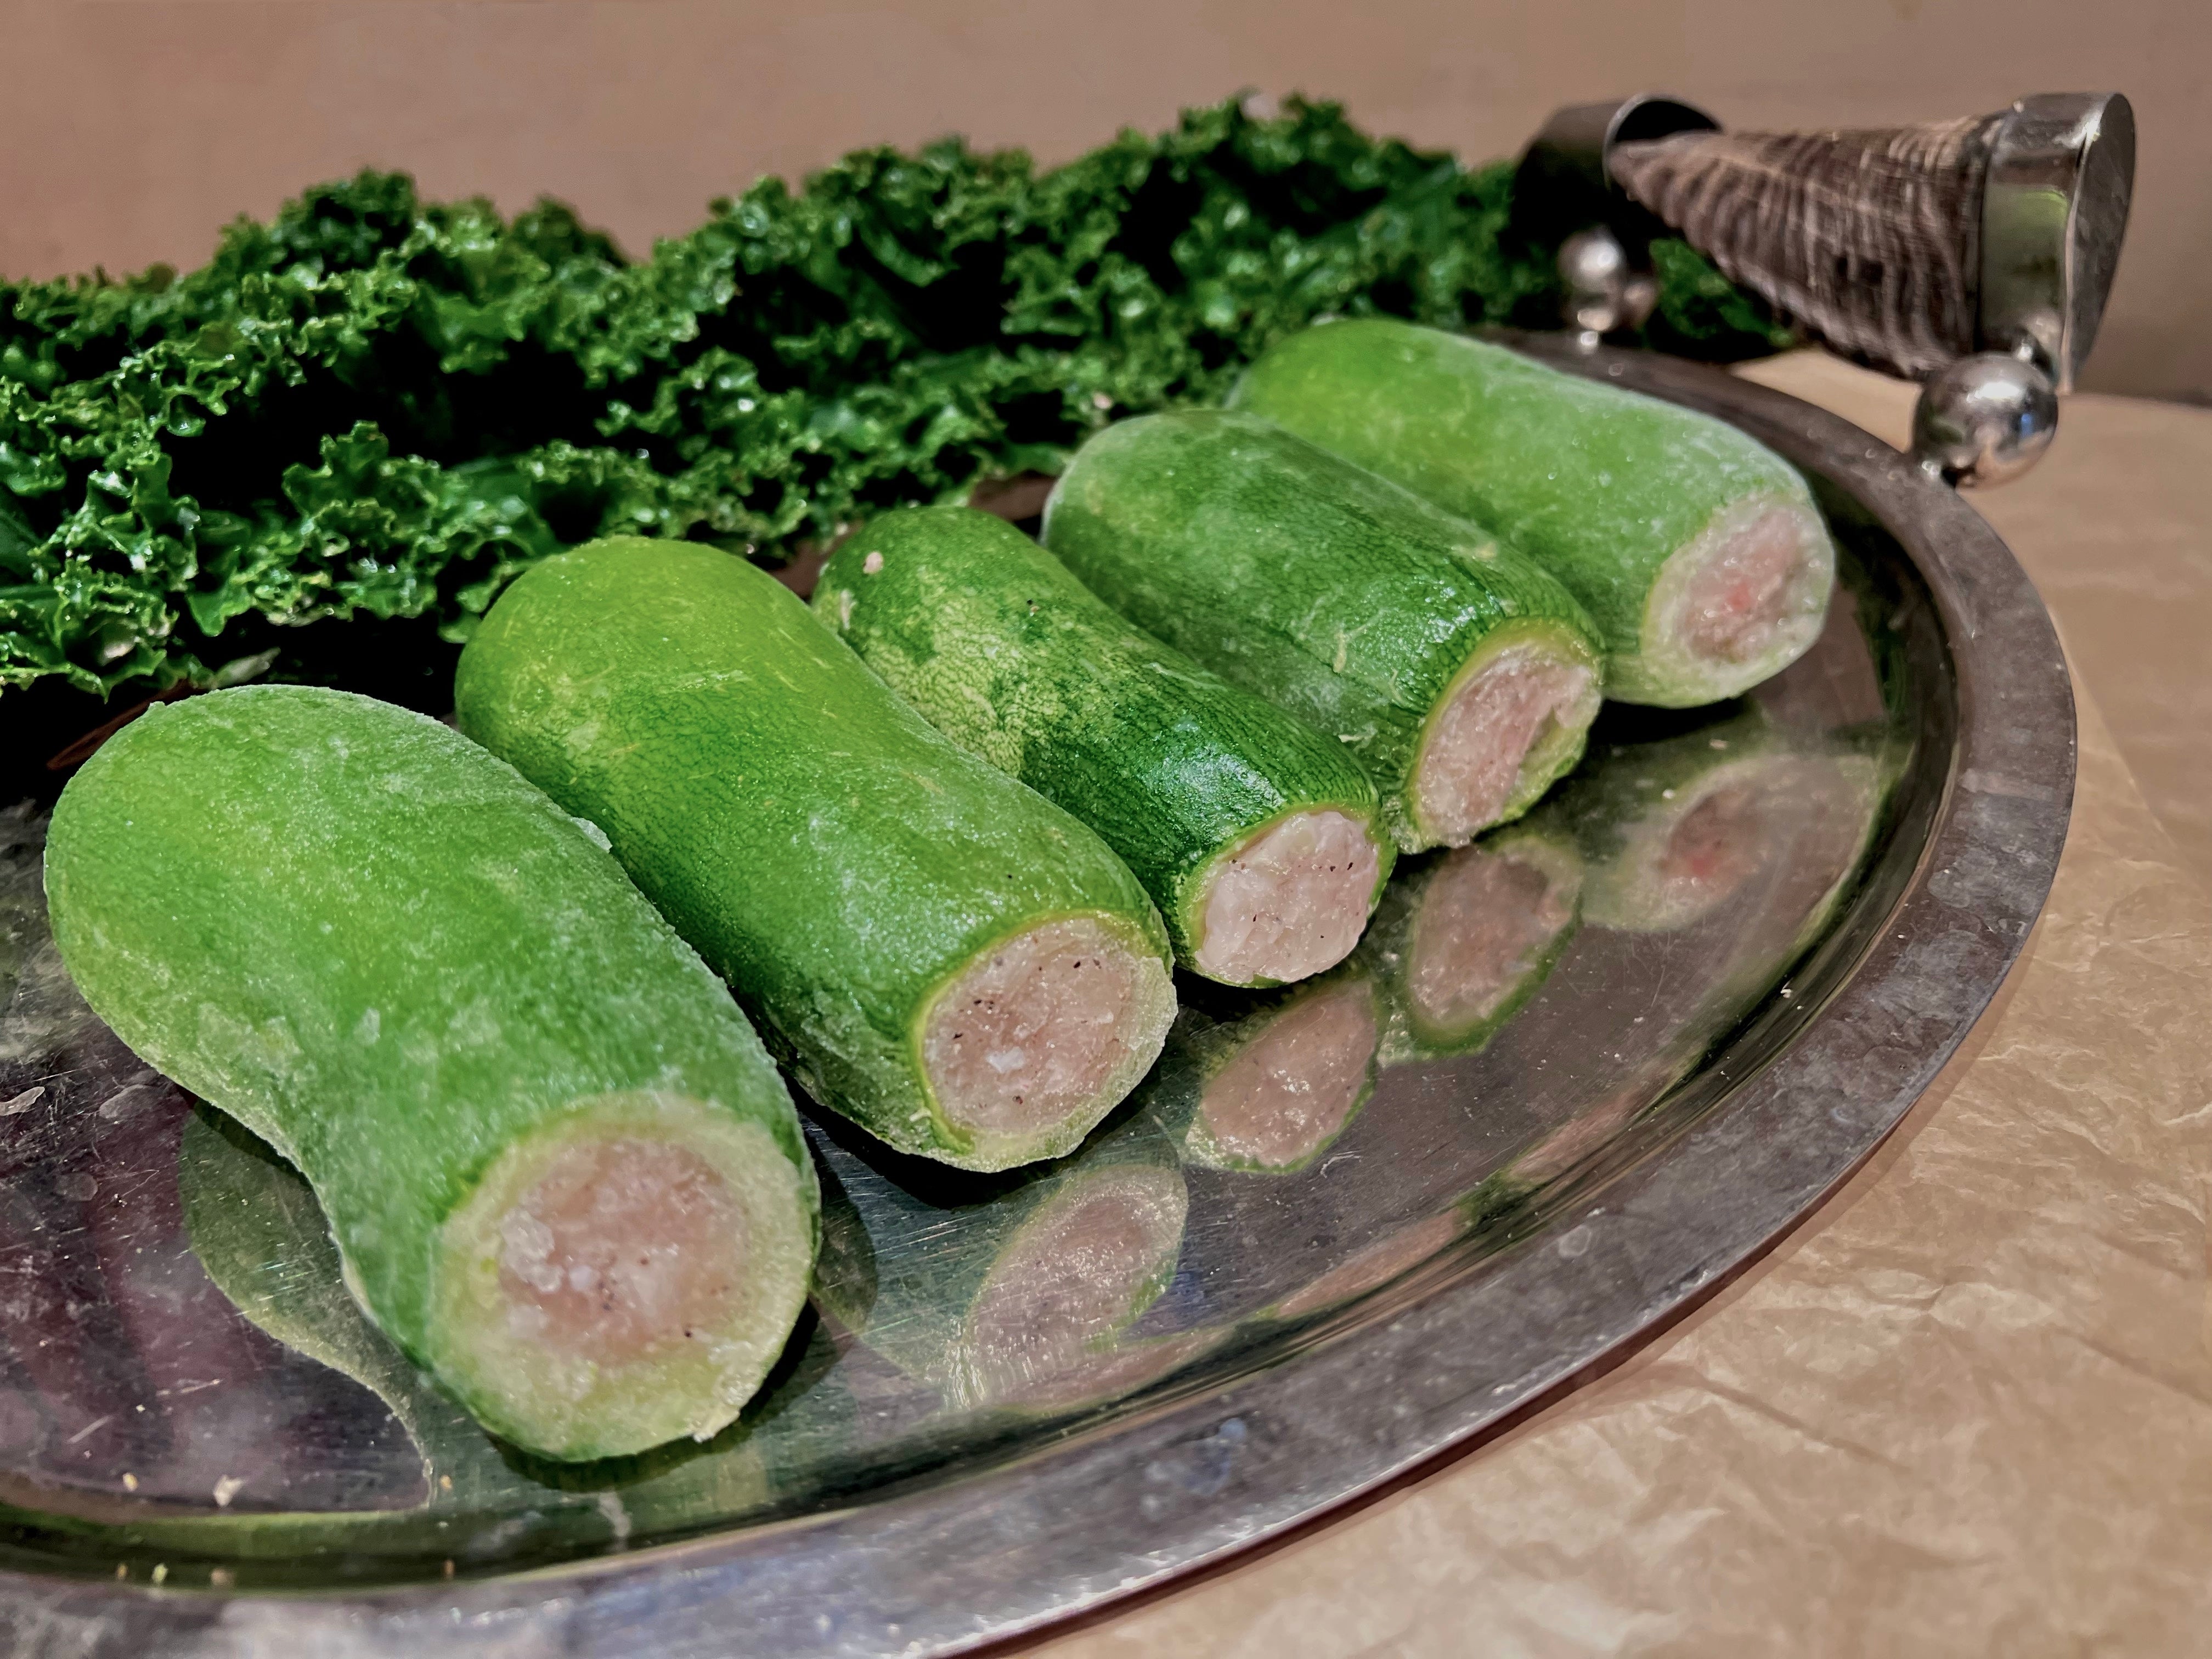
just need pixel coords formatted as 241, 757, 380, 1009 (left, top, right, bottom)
0, 341, 2075, 1657
1515, 94, 1723, 206
1511, 93, 1722, 280
1979, 92, 2137, 393
1909, 91, 2137, 488
1911, 352, 2062, 488
1560, 89, 2136, 490
1555, 227, 1658, 344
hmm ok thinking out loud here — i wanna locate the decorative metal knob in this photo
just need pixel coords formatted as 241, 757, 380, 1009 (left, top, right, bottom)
1911, 354, 2060, 487
1516, 91, 2135, 487
1556, 227, 1657, 342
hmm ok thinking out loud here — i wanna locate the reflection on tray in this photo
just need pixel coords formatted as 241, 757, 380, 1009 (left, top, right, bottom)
1147, 974, 1383, 1176
0, 614, 1908, 1584
812, 1106, 1192, 1414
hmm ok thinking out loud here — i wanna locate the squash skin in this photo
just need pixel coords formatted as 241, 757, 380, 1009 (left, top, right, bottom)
1230, 320, 1835, 707
1042, 410, 1603, 851
816, 505, 1394, 985
456, 536, 1175, 1172
43, 685, 819, 1460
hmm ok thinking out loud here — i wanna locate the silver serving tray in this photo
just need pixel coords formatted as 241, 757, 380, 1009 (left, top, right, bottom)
0, 340, 2074, 1656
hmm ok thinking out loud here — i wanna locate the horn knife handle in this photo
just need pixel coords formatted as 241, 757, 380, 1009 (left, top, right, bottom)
1517, 93, 2135, 484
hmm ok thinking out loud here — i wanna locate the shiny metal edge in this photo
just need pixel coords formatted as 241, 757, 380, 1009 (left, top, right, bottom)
1979, 92, 2137, 391
0, 341, 2076, 1659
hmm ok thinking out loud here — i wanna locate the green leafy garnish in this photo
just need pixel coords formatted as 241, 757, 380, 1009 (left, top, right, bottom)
1, 96, 1787, 699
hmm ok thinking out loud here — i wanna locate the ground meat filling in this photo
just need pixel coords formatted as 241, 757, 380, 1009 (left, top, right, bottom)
924, 917, 1161, 1137
961, 1168, 1186, 1403
495, 1137, 749, 1365
1195, 809, 1381, 985
1663, 498, 1831, 690
1680, 505, 1815, 662
1415, 647, 1597, 845
1199, 980, 1379, 1167
1406, 847, 1574, 1035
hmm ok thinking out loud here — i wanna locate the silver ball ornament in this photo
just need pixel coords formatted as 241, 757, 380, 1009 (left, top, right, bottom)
1559, 225, 1628, 292
1910, 353, 2059, 488
1558, 227, 1632, 338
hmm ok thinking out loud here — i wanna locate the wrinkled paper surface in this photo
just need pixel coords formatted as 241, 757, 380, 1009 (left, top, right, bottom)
1036, 365, 2212, 1658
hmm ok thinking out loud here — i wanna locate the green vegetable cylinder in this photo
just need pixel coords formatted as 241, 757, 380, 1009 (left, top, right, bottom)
45, 686, 819, 1462
815, 505, 1396, 988
1229, 319, 1836, 707
1041, 410, 1604, 854
455, 536, 1177, 1174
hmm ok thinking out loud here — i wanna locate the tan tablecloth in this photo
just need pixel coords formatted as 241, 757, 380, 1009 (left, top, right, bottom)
1032, 357, 2212, 1658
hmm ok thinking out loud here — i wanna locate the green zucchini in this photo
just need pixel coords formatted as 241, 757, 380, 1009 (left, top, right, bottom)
178, 1103, 855, 1548
815, 505, 1396, 988
1229, 319, 1837, 707
455, 536, 1177, 1174
811, 1114, 1188, 1413
1141, 973, 1383, 1174
46, 686, 818, 1462
1357, 820, 1583, 1063
1042, 411, 1603, 854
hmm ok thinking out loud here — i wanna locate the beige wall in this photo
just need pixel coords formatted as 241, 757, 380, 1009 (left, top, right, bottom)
3, 0, 2204, 398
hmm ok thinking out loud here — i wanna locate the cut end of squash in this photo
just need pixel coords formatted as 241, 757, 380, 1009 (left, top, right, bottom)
1195, 977, 1379, 1172
921, 915, 1176, 1169
1627, 493, 1836, 707
1193, 808, 1384, 986
1413, 636, 1600, 849
432, 1092, 814, 1461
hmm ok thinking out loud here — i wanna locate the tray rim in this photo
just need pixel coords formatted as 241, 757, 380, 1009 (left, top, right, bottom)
0, 338, 2077, 1658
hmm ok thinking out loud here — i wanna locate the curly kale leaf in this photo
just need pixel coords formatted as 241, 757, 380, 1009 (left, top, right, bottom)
1, 96, 1786, 701
1636, 238, 1799, 359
